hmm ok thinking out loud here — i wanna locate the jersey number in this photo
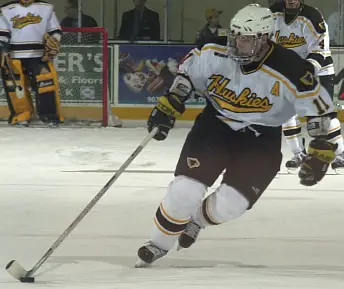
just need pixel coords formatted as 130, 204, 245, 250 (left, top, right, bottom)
319, 40, 325, 50
313, 96, 330, 115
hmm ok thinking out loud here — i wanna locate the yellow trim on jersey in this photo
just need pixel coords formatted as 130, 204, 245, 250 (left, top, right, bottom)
282, 125, 301, 130
328, 135, 342, 143
201, 45, 227, 54
273, 13, 322, 39
311, 50, 331, 56
193, 48, 201, 56
285, 134, 302, 140
298, 17, 322, 39
319, 64, 334, 71
328, 125, 341, 133
260, 66, 321, 99
153, 217, 181, 236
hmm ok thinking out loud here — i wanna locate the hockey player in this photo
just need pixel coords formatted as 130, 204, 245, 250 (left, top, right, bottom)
135, 4, 338, 267
0, 0, 63, 126
270, 0, 344, 172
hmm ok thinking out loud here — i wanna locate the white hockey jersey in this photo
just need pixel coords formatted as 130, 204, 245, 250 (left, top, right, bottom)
0, 0, 61, 58
270, 3, 334, 77
178, 42, 334, 130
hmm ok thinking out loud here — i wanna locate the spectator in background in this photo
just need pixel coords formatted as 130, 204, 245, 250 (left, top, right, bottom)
119, 0, 160, 41
60, 0, 98, 28
195, 8, 223, 46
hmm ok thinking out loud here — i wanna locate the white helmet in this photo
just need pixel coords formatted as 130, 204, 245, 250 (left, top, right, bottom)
229, 4, 273, 64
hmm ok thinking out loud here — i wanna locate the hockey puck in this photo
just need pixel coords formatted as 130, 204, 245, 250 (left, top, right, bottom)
20, 277, 35, 283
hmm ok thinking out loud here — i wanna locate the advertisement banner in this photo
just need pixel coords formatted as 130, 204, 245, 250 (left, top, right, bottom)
118, 45, 206, 106
0, 45, 113, 104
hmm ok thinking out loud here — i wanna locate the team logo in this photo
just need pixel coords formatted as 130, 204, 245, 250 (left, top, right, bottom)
11, 13, 42, 29
207, 74, 273, 113
274, 30, 306, 48
318, 21, 326, 31
187, 157, 200, 169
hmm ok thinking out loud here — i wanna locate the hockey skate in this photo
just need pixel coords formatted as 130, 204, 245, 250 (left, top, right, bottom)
13, 120, 29, 127
285, 150, 306, 174
135, 241, 168, 268
331, 152, 344, 174
177, 220, 201, 251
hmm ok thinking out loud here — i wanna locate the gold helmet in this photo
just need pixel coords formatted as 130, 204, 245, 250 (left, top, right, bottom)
19, 0, 34, 6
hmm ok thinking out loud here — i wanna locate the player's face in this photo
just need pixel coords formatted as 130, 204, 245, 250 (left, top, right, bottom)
284, 0, 301, 9
228, 33, 268, 65
233, 35, 259, 57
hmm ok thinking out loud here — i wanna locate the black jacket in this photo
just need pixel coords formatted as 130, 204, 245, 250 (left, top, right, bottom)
195, 24, 223, 46
119, 7, 160, 41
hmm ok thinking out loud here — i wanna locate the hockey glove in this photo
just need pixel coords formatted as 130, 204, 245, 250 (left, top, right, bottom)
0, 40, 10, 68
148, 94, 185, 141
299, 139, 337, 186
42, 34, 60, 62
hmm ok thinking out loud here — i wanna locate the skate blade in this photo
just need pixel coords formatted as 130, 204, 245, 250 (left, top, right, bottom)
135, 258, 151, 268
176, 244, 183, 251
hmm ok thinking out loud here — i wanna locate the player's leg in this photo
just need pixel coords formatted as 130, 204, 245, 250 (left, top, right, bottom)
22, 58, 63, 126
1, 59, 33, 126
319, 74, 344, 172
282, 115, 306, 171
179, 125, 283, 248
136, 107, 229, 266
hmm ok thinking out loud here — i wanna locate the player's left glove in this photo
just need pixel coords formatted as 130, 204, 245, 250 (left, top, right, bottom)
299, 138, 337, 186
147, 93, 185, 141
42, 34, 60, 62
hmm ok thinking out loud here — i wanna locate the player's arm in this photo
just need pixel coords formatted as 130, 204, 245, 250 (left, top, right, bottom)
302, 9, 328, 75
0, 8, 11, 67
42, 6, 62, 62
147, 47, 207, 141
292, 63, 337, 186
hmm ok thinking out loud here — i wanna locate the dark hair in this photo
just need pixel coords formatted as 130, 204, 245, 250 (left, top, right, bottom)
67, 0, 78, 9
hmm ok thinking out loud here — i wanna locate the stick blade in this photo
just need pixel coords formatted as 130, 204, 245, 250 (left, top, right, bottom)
6, 260, 28, 280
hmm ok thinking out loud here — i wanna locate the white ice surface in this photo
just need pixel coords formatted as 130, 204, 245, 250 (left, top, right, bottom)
0, 126, 343, 288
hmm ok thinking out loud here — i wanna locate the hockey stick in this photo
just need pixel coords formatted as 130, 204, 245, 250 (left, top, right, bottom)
5, 127, 159, 283
5, 56, 24, 99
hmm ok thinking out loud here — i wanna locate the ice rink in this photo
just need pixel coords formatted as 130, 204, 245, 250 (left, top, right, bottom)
0, 125, 343, 288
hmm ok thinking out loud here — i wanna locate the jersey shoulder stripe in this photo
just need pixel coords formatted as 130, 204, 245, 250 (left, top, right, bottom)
196, 43, 228, 61
201, 43, 227, 53
298, 5, 326, 35
264, 42, 318, 95
196, 37, 227, 51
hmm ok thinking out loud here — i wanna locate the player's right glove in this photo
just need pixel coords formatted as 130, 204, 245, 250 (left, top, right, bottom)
0, 40, 10, 68
147, 93, 185, 141
298, 139, 337, 186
